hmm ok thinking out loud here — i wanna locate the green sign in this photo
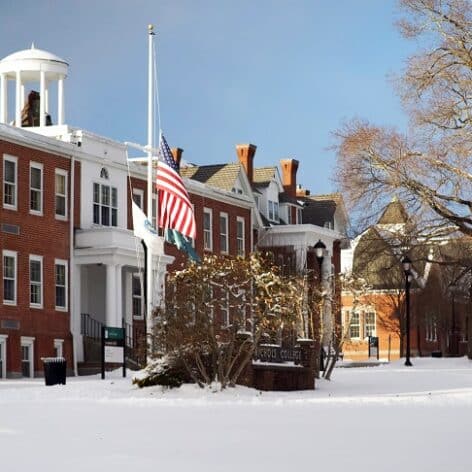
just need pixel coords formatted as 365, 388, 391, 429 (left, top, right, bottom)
105, 327, 124, 341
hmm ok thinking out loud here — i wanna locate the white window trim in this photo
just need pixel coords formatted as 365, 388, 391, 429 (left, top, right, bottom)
268, 200, 279, 222
203, 207, 213, 251
54, 338, 64, 358
221, 290, 230, 327
132, 272, 144, 320
29, 255, 43, 309
93, 182, 117, 227
29, 161, 43, 216
363, 311, 376, 339
133, 188, 144, 209
0, 334, 8, 379
2, 250, 17, 306
21, 336, 35, 378
54, 259, 68, 311
219, 212, 229, 254
349, 311, 360, 340
297, 207, 303, 224
237, 216, 245, 257
3, 154, 18, 210
55, 168, 68, 220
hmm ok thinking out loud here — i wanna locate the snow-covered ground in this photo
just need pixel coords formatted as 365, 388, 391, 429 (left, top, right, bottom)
1, 358, 472, 472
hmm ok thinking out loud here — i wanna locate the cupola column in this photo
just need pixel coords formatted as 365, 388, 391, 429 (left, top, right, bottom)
39, 70, 46, 127
0, 73, 6, 123
15, 70, 22, 127
58, 75, 65, 125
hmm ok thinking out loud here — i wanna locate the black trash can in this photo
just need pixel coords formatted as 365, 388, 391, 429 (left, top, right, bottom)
42, 357, 67, 386
431, 351, 443, 358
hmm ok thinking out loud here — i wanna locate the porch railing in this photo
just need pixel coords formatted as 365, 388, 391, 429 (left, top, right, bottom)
80, 313, 103, 340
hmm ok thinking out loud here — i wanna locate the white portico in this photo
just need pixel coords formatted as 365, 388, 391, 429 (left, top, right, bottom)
0, 44, 68, 126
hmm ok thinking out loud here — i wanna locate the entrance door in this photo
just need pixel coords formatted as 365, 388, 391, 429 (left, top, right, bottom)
0, 341, 3, 378
21, 345, 31, 378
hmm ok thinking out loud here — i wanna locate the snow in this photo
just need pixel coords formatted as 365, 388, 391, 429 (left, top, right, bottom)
1, 358, 472, 471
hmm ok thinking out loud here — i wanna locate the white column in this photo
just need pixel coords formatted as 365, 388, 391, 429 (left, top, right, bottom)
20, 84, 25, 111
58, 76, 65, 125
72, 264, 84, 363
106, 264, 117, 327
15, 70, 21, 127
44, 81, 49, 114
0, 73, 7, 123
39, 70, 46, 127
115, 264, 123, 327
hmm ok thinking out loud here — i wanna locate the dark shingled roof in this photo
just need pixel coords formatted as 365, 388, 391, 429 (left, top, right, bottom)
298, 193, 342, 227
180, 164, 241, 192
279, 193, 302, 206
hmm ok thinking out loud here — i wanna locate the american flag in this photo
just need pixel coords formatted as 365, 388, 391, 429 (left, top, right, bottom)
156, 134, 196, 240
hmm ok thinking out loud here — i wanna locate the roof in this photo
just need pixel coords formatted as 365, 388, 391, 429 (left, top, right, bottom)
279, 193, 302, 206
299, 194, 340, 227
378, 198, 409, 225
179, 164, 241, 192
1, 45, 68, 65
253, 167, 276, 187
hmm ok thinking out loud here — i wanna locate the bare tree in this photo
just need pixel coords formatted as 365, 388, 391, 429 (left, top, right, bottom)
152, 253, 308, 389
334, 0, 472, 237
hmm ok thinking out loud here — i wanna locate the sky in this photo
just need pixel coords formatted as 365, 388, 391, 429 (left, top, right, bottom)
0, 0, 417, 195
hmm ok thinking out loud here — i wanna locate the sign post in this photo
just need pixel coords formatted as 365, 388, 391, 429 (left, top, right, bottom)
101, 326, 126, 379
368, 336, 379, 360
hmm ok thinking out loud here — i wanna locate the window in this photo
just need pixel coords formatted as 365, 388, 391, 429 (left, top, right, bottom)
55, 169, 68, 219
30, 162, 43, 214
55, 260, 68, 310
2, 250, 17, 305
3, 155, 17, 209
54, 339, 64, 358
237, 217, 245, 256
297, 208, 303, 224
132, 273, 143, 319
203, 208, 212, 251
93, 183, 117, 226
349, 312, 360, 339
221, 291, 230, 327
219, 213, 228, 254
425, 314, 438, 342
268, 200, 279, 222
21, 337, 35, 378
364, 312, 376, 338
0, 335, 7, 379
133, 188, 144, 209
29, 255, 43, 308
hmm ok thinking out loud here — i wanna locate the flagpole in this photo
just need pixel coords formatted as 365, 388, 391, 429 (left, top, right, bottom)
146, 24, 155, 341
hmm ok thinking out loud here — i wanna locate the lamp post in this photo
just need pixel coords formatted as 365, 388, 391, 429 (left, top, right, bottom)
402, 255, 413, 367
314, 240, 326, 371
449, 283, 458, 356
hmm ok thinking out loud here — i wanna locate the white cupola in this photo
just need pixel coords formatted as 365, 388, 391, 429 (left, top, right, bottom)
0, 44, 68, 127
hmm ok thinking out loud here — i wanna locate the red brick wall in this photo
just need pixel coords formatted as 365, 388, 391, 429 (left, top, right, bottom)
0, 139, 73, 376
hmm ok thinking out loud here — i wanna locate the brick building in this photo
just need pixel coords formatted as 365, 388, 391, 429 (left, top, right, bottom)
341, 199, 469, 361
0, 45, 348, 383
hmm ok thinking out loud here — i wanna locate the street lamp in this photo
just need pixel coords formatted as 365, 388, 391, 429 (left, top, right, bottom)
314, 239, 326, 371
314, 240, 326, 275
402, 255, 413, 367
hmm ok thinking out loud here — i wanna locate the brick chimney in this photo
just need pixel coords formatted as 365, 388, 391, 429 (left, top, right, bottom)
171, 148, 183, 167
280, 159, 299, 197
236, 144, 257, 184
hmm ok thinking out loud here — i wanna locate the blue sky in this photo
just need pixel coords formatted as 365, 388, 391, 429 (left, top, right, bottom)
1, 0, 416, 194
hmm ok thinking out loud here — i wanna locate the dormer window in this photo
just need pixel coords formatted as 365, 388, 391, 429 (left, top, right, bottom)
297, 208, 303, 224
268, 200, 279, 222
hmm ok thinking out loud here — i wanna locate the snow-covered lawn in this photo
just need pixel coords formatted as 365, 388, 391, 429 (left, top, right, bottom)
1, 358, 472, 472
